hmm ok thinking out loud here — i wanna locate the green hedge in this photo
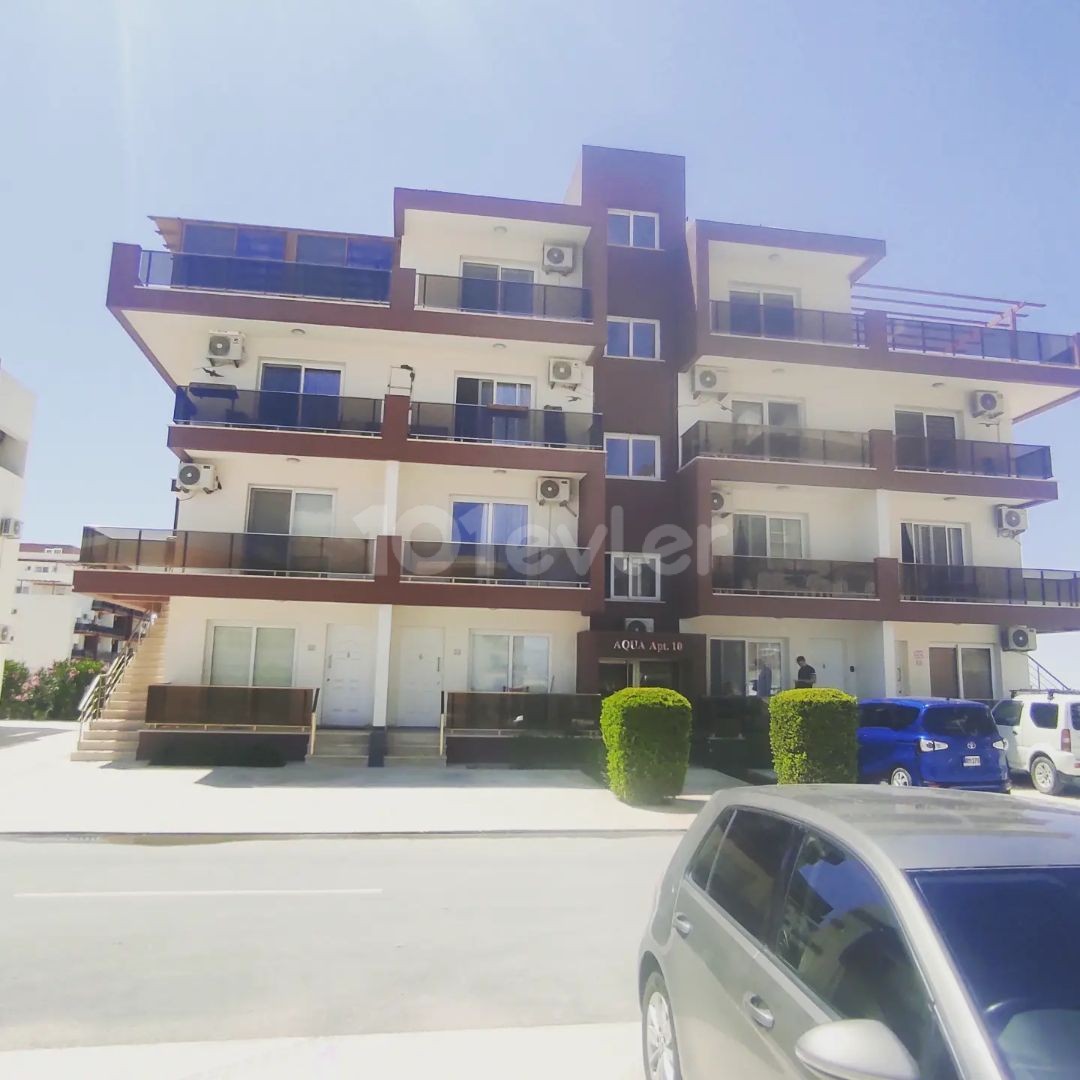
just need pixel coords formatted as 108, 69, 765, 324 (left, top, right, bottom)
600, 687, 692, 804
769, 688, 857, 784
1, 658, 106, 720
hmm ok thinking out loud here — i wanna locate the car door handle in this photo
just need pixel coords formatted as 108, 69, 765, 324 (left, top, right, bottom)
672, 913, 693, 938
743, 993, 775, 1030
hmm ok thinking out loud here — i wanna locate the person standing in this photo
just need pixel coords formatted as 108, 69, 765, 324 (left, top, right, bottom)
754, 659, 773, 698
795, 655, 817, 689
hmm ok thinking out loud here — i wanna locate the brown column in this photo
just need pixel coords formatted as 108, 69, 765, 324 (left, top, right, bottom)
578, 469, 607, 611
389, 265, 416, 313
380, 393, 410, 455
869, 429, 897, 476
861, 309, 889, 355
875, 557, 901, 613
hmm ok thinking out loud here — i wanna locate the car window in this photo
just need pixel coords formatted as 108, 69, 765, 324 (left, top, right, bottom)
775, 833, 958, 1078
1030, 703, 1060, 730
1071, 703, 1080, 731
688, 808, 733, 890
700, 809, 798, 941
858, 703, 919, 730
992, 700, 1022, 726
921, 705, 996, 737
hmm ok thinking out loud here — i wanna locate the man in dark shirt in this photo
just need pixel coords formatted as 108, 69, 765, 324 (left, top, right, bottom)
795, 655, 817, 689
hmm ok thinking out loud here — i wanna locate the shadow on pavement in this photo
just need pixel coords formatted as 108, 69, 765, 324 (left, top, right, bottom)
0, 722, 77, 748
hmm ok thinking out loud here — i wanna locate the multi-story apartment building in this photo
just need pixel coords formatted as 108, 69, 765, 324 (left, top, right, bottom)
74, 146, 1080, 761
10, 543, 136, 670
0, 364, 34, 697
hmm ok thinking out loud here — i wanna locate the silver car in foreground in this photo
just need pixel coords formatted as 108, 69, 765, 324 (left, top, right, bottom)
639, 785, 1080, 1079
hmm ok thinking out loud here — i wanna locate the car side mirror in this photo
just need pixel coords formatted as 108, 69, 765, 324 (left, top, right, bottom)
795, 1019, 920, 1080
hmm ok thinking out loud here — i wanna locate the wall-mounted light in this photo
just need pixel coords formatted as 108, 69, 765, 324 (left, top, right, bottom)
492, 342, 507, 350
291, 327, 306, 336
493, 225, 508, 235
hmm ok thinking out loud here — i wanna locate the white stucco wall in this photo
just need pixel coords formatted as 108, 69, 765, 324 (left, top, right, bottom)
8, 591, 86, 670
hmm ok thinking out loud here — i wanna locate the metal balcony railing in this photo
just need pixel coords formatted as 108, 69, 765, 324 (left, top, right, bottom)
885, 317, 1075, 365
173, 386, 382, 435
682, 421, 870, 467
410, 401, 602, 449
901, 564, 1080, 606
894, 436, 1052, 480
81, 528, 374, 578
710, 300, 863, 346
138, 249, 392, 304
400, 541, 591, 587
416, 273, 592, 321
73, 619, 125, 637
713, 555, 878, 597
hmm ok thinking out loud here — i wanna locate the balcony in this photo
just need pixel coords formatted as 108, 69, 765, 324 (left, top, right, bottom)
81, 528, 374, 578
894, 436, 1052, 480
885, 317, 1075, 366
416, 273, 592, 322
900, 564, 1080, 607
410, 401, 602, 450
73, 619, 126, 637
710, 300, 863, 346
173, 386, 382, 436
138, 249, 391, 304
713, 556, 877, 598
400, 541, 591, 588
682, 421, 869, 468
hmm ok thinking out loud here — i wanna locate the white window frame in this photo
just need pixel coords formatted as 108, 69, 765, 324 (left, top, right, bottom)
608, 552, 662, 600
245, 486, 337, 537
732, 512, 808, 559
203, 623, 298, 687
728, 397, 804, 427
930, 642, 998, 699
893, 408, 963, 439
459, 259, 537, 282
453, 373, 536, 408
729, 284, 801, 307
709, 636, 787, 696
449, 497, 530, 545
607, 209, 660, 250
604, 433, 662, 480
257, 359, 346, 393
468, 631, 553, 692
606, 317, 661, 360
900, 520, 968, 566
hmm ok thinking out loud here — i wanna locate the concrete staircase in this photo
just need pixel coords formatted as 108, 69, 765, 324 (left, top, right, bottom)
386, 728, 444, 767
71, 607, 169, 763
310, 728, 371, 764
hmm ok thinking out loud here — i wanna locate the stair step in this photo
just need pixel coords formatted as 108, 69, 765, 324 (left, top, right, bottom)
71, 749, 136, 762
308, 755, 370, 764
384, 755, 445, 767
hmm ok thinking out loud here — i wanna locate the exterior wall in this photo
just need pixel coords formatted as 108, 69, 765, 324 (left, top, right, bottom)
891, 621, 1025, 699
706, 242, 856, 313
883, 491, 1023, 566
8, 591, 87, 669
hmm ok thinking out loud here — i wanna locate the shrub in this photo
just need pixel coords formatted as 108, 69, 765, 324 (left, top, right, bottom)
601, 687, 692, 804
769, 688, 857, 784
0, 660, 31, 718
0, 659, 105, 720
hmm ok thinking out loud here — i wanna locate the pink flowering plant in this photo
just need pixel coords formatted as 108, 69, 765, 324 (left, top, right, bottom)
1, 659, 105, 719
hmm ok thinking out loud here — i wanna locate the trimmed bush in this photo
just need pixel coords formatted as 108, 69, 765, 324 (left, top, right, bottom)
601, 687, 692, 804
769, 688, 857, 784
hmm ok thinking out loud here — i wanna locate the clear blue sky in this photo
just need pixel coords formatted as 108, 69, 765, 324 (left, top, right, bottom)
2, 1, 1079, 677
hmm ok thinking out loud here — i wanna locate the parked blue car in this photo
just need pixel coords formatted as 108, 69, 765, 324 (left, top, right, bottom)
857, 697, 1010, 792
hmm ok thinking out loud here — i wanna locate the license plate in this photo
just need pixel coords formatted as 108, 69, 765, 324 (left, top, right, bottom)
963, 755, 981, 767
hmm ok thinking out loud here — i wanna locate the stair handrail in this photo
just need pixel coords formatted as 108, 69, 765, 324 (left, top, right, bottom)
1028, 654, 1070, 692
76, 613, 156, 743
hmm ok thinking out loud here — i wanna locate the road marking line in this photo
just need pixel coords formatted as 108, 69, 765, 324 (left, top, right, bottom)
13, 887, 383, 898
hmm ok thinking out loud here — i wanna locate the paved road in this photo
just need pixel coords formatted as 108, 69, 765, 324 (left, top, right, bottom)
0, 834, 679, 1053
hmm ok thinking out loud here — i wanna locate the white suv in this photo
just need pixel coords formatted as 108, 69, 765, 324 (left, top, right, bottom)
992, 691, 1080, 795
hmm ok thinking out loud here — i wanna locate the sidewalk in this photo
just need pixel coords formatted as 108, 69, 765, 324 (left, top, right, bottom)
0, 721, 739, 835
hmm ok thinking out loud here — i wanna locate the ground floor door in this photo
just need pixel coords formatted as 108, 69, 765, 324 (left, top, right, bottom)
321, 625, 375, 728
929, 646, 962, 698
807, 638, 847, 692
395, 627, 444, 726
929, 645, 995, 700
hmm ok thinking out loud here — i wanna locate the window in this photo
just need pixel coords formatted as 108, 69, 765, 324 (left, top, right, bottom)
246, 488, 334, 537
695, 809, 798, 940
607, 209, 659, 249
294, 235, 393, 269
182, 223, 235, 256
928, 645, 994, 700
260, 364, 342, 396
688, 809, 735, 889
451, 501, 528, 546
208, 626, 295, 687
895, 411, 961, 470
992, 699, 1022, 727
455, 376, 532, 408
730, 399, 801, 429
235, 228, 286, 261
729, 289, 796, 337
605, 434, 660, 479
778, 834, 954, 1075
733, 514, 805, 559
858, 702, 921, 730
461, 262, 535, 316
894, 410, 958, 440
606, 317, 659, 360
1030, 702, 1060, 729
469, 632, 550, 692
900, 523, 965, 566
709, 638, 784, 696
609, 553, 661, 600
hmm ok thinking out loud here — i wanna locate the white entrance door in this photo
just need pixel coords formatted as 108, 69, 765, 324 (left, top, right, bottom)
321, 625, 375, 728
395, 627, 444, 727
807, 638, 847, 692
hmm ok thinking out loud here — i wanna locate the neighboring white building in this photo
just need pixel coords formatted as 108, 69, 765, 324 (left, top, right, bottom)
10, 544, 135, 671
0, 365, 35, 697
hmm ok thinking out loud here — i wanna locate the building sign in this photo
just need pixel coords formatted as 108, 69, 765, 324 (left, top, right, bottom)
613, 637, 686, 655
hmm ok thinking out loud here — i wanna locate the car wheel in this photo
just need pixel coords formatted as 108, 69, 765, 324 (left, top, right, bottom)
1030, 756, 1064, 796
642, 970, 682, 1080
889, 767, 914, 787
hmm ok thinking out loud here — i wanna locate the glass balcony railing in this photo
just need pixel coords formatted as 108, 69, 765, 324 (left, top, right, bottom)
81, 528, 374, 578
173, 386, 382, 435
400, 541, 590, 587
710, 300, 863, 346
138, 249, 392, 304
894, 436, 1052, 480
713, 555, 877, 597
886, 317, 1075, 366
416, 274, 592, 321
410, 401, 602, 449
682, 421, 870, 467
901, 564, 1080, 606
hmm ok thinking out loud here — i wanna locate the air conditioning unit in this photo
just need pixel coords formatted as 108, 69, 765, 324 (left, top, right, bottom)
0, 625, 11, 644
176, 463, 219, 494
1001, 626, 1037, 653
537, 476, 571, 505
996, 505, 1028, 537
542, 243, 576, 276
710, 489, 731, 515
0, 517, 22, 539
206, 331, 244, 367
548, 357, 583, 388
970, 389, 1004, 419
691, 364, 728, 399
623, 617, 655, 633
